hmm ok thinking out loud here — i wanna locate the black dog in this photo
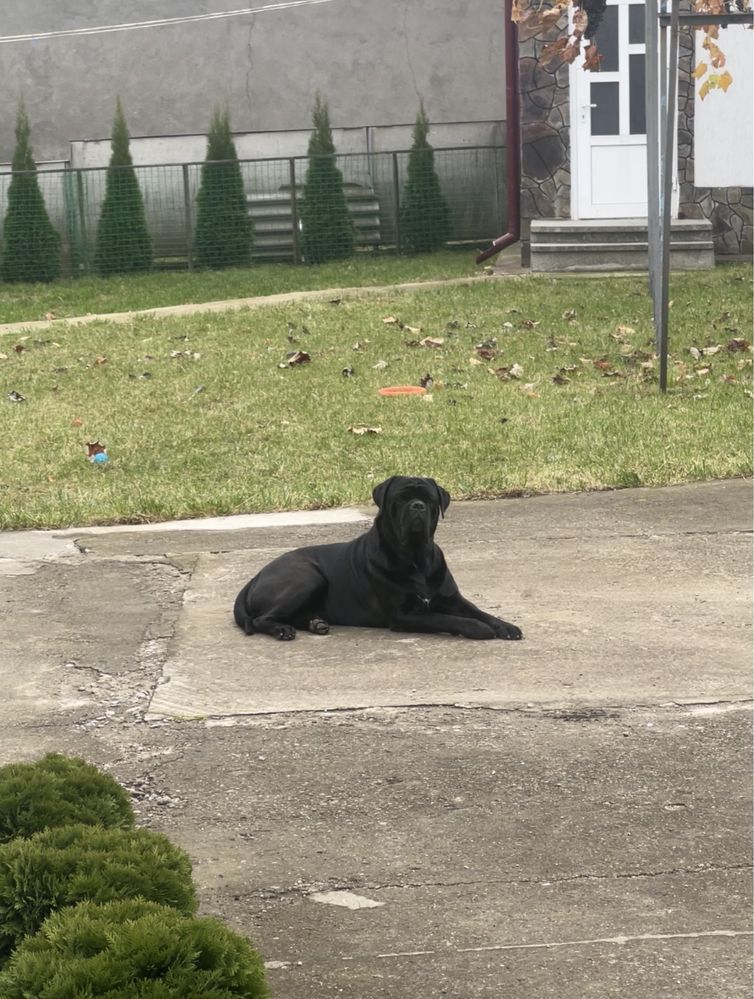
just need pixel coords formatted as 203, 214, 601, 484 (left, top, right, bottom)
233, 476, 522, 641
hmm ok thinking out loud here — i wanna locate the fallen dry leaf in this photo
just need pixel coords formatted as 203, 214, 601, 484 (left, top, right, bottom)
476, 348, 498, 361
491, 363, 524, 380
0, 353, 7, 361
348, 425, 382, 436
372, 359, 389, 370
521, 382, 540, 398
721, 374, 737, 384
727, 338, 751, 352
562, 308, 577, 321
382, 316, 400, 325
71, 418, 84, 427
94, 356, 108, 366
552, 373, 570, 385
342, 366, 355, 378
419, 337, 444, 349
8, 391, 25, 403
593, 358, 613, 371
602, 370, 626, 379
282, 350, 311, 367
45, 311, 56, 321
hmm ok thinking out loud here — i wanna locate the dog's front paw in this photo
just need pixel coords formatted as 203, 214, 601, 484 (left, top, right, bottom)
460, 620, 497, 640
492, 619, 523, 640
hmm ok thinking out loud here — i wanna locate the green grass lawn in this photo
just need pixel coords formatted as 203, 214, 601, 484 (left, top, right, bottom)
0, 265, 750, 529
0, 250, 480, 325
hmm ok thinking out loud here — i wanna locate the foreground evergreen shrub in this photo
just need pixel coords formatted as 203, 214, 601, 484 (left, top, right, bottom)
0, 753, 134, 844
194, 107, 253, 269
94, 99, 153, 276
0, 101, 60, 283
0, 824, 196, 960
300, 94, 354, 263
400, 103, 451, 253
0, 899, 268, 997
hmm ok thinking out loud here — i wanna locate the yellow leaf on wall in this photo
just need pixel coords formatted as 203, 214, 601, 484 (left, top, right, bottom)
699, 79, 711, 100
693, 60, 708, 79
718, 70, 733, 91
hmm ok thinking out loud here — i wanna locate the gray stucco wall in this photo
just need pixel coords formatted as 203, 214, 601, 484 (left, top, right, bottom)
0, 0, 507, 162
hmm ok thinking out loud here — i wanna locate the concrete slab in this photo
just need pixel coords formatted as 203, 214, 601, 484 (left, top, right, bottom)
142, 705, 752, 998
147, 500, 751, 717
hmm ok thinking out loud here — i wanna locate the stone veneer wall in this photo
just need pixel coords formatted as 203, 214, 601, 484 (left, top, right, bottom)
677, 26, 753, 257
517, 20, 572, 264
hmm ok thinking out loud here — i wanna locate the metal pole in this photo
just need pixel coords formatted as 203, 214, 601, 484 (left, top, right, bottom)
75, 169, 89, 273
288, 158, 301, 264
182, 163, 193, 271
392, 151, 402, 252
658, 0, 680, 392
645, 0, 660, 318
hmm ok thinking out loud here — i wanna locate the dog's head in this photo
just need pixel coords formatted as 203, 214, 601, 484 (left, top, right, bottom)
372, 476, 451, 556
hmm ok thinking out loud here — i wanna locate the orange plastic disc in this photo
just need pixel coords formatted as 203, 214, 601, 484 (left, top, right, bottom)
378, 385, 427, 396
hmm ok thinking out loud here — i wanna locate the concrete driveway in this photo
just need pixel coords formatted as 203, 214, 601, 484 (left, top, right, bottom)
1, 480, 751, 997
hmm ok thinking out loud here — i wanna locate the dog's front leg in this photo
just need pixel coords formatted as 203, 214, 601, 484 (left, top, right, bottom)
389, 612, 497, 640
434, 594, 522, 640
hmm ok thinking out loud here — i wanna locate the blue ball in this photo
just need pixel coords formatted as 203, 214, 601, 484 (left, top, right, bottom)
92, 452, 109, 464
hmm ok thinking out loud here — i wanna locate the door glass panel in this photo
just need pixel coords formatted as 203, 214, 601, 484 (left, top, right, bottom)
629, 54, 646, 133
629, 4, 645, 44
592, 5, 619, 71
591, 81, 620, 135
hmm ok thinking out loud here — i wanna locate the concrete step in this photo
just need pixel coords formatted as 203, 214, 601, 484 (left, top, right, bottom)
529, 218, 715, 271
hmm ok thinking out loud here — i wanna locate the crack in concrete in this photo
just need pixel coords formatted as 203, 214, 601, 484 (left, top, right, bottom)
225, 862, 754, 902
197, 698, 753, 726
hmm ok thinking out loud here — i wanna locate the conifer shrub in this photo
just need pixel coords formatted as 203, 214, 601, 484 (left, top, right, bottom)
400, 104, 451, 253
94, 99, 153, 275
0, 824, 196, 961
0, 101, 61, 283
0, 899, 268, 997
0, 753, 134, 844
300, 94, 354, 263
194, 107, 253, 269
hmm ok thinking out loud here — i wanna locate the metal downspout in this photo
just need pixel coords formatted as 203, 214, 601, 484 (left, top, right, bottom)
476, 0, 521, 264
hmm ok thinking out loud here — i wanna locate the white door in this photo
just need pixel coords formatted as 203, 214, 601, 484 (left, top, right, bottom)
570, 0, 648, 218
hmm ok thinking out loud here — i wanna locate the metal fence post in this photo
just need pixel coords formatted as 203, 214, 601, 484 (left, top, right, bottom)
182, 163, 193, 270
75, 170, 89, 274
392, 151, 401, 253
289, 158, 301, 264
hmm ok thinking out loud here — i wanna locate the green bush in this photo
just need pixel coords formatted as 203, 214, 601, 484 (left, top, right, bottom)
94, 99, 153, 276
0, 899, 268, 997
0, 101, 61, 283
400, 103, 451, 253
0, 824, 196, 961
194, 107, 253, 269
0, 753, 134, 843
300, 94, 354, 264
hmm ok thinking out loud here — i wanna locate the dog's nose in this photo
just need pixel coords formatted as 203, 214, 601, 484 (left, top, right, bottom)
409, 499, 426, 513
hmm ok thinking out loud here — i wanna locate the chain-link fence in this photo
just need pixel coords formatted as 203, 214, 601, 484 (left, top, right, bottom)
0, 145, 506, 280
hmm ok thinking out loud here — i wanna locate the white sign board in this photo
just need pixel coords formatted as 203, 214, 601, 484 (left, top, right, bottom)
694, 27, 754, 188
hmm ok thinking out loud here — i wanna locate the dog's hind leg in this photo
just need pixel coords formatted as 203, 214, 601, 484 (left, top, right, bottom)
240, 562, 328, 640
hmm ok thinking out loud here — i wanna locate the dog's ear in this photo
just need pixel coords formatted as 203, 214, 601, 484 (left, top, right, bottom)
372, 477, 397, 510
429, 479, 451, 517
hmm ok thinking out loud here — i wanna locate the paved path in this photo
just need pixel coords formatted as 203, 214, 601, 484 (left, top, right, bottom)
0, 245, 638, 335
2, 480, 751, 997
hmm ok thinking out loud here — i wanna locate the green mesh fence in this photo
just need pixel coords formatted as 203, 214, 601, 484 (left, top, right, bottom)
0, 146, 506, 280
